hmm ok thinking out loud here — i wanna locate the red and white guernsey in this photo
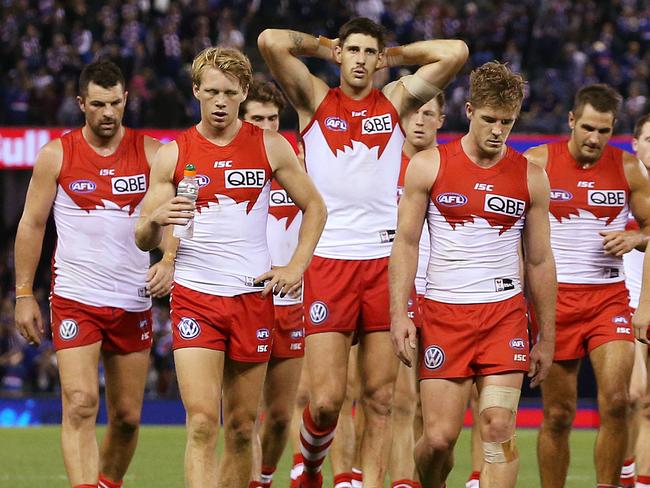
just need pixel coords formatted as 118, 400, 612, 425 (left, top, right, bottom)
624, 216, 642, 308
546, 141, 630, 284
53, 128, 150, 311
173, 122, 272, 296
301, 87, 404, 259
426, 139, 530, 304
398, 152, 430, 295
267, 178, 302, 305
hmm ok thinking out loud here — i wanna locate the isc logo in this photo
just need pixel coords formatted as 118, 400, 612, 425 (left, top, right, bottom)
257, 344, 269, 353
484, 194, 525, 217
352, 109, 367, 117
69, 179, 97, 193
225, 169, 266, 188
587, 190, 626, 207
436, 192, 468, 207
99, 168, 115, 176
550, 189, 573, 201
361, 114, 393, 135
111, 174, 146, 194
616, 327, 631, 334
474, 183, 494, 191
270, 189, 294, 207
577, 181, 595, 188
513, 353, 527, 362
214, 160, 233, 168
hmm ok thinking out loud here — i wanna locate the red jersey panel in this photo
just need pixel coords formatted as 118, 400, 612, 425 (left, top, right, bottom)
173, 122, 272, 296
425, 139, 530, 304
301, 87, 404, 259
546, 141, 630, 284
53, 127, 150, 311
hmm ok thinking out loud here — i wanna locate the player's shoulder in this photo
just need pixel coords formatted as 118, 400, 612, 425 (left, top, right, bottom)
523, 143, 549, 169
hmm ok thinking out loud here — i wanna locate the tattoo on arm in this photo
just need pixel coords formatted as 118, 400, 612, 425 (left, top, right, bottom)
289, 31, 303, 52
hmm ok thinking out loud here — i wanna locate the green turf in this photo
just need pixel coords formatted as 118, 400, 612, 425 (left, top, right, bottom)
0, 426, 597, 487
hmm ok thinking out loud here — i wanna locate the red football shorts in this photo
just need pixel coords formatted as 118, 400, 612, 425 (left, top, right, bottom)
50, 294, 152, 353
552, 282, 633, 361
271, 303, 305, 359
419, 294, 529, 380
170, 282, 275, 363
304, 256, 418, 335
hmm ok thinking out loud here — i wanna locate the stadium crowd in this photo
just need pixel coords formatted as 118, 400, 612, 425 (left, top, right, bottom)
2, 0, 650, 132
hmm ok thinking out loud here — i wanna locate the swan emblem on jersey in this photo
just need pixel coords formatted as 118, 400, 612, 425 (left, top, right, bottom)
550, 188, 627, 225
177, 317, 201, 339
423, 345, 445, 370
269, 187, 301, 229
59, 319, 79, 340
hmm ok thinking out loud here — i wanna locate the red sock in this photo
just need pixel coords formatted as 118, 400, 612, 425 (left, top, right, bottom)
98, 474, 123, 488
391, 480, 419, 487
299, 405, 337, 474
249, 482, 262, 488
468, 470, 481, 481
334, 472, 353, 487
638, 474, 650, 485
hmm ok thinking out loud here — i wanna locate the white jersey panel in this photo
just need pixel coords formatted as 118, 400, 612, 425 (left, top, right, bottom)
267, 206, 303, 306
624, 249, 643, 309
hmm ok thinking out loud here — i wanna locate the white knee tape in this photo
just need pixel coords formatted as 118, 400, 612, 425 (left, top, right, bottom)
483, 436, 518, 463
479, 385, 520, 415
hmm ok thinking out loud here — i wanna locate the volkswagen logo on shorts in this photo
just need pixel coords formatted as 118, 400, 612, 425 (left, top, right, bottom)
309, 301, 329, 325
423, 345, 445, 371
177, 317, 201, 339
59, 319, 78, 340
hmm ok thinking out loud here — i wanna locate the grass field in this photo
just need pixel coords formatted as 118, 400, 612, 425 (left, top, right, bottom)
0, 426, 598, 487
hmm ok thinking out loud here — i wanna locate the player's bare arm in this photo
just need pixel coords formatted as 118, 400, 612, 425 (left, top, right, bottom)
255, 130, 327, 298
523, 144, 549, 171
382, 39, 468, 120
633, 248, 650, 345
257, 29, 331, 124
135, 142, 194, 251
389, 148, 439, 367
14, 140, 63, 346
522, 162, 557, 388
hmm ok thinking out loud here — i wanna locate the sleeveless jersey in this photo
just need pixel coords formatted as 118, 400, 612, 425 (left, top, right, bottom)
546, 141, 630, 284
53, 127, 150, 311
267, 177, 302, 305
173, 122, 272, 296
425, 140, 530, 304
623, 216, 642, 309
301, 87, 404, 259
398, 152, 430, 295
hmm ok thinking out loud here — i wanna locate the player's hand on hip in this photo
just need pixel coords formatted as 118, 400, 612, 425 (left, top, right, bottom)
528, 339, 554, 388
151, 196, 195, 227
633, 305, 650, 345
600, 230, 642, 256
255, 265, 303, 298
14, 297, 44, 346
390, 316, 417, 368
147, 259, 174, 298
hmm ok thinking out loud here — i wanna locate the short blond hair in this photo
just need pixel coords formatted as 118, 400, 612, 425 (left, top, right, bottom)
469, 61, 525, 113
191, 47, 252, 90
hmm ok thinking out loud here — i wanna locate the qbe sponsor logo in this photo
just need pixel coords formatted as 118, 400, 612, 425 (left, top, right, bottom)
361, 114, 393, 134
59, 319, 78, 340
256, 328, 270, 340
225, 169, 266, 188
69, 179, 96, 193
111, 174, 146, 194
177, 317, 201, 339
436, 192, 468, 207
309, 301, 329, 325
587, 189, 626, 207
484, 194, 526, 217
423, 345, 445, 370
196, 174, 210, 188
324, 117, 348, 132
270, 189, 294, 207
509, 338, 526, 350
550, 189, 573, 201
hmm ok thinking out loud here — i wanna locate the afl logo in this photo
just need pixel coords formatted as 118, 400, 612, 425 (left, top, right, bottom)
59, 319, 78, 341
324, 117, 348, 132
196, 174, 210, 188
550, 189, 573, 201
177, 317, 201, 339
423, 345, 445, 370
309, 301, 329, 325
256, 328, 270, 340
436, 192, 468, 207
69, 179, 96, 193
509, 338, 526, 350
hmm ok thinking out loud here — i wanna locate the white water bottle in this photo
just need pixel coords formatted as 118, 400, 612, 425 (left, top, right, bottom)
173, 164, 199, 239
